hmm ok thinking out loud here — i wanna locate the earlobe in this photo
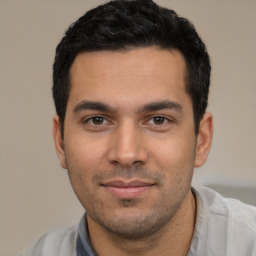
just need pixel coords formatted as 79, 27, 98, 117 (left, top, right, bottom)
53, 115, 67, 169
194, 112, 213, 167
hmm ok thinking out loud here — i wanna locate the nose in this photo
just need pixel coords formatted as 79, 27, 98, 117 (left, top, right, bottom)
107, 121, 148, 167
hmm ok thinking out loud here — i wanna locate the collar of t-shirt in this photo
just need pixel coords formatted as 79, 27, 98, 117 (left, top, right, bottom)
76, 188, 204, 256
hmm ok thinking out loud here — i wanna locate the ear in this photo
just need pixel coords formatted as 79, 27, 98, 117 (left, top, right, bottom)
53, 115, 67, 169
194, 112, 213, 167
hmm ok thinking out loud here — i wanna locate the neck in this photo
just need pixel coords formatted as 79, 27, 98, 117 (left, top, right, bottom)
87, 190, 196, 256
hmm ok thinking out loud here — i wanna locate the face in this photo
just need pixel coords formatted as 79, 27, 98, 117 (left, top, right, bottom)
53, 47, 212, 239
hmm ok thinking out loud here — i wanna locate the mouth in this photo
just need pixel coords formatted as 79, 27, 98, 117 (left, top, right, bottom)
101, 180, 155, 199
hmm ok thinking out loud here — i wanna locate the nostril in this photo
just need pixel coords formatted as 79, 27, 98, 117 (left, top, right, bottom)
107, 149, 149, 168
106, 125, 149, 166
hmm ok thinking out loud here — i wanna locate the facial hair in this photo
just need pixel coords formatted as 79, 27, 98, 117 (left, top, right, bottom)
68, 165, 193, 240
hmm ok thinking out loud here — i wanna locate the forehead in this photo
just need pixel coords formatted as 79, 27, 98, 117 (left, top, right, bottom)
68, 47, 189, 109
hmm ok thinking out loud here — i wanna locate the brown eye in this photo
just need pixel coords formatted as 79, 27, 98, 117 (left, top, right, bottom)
85, 116, 107, 125
145, 116, 173, 132
152, 116, 166, 125
82, 115, 113, 132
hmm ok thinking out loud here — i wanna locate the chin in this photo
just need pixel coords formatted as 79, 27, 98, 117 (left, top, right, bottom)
90, 205, 176, 239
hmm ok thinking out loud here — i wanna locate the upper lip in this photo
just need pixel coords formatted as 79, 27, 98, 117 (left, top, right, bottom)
102, 179, 154, 187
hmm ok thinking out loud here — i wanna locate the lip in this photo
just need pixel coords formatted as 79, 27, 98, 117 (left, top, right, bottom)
101, 180, 154, 199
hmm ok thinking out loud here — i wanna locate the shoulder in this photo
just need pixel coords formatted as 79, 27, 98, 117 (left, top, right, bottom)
196, 186, 256, 231
19, 225, 78, 256
226, 197, 256, 233
194, 186, 256, 255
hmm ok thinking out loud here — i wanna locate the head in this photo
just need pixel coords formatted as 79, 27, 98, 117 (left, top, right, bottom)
52, 0, 213, 246
53, 0, 211, 137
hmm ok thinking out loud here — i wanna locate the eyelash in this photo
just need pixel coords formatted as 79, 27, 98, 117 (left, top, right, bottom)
82, 116, 110, 126
146, 116, 171, 126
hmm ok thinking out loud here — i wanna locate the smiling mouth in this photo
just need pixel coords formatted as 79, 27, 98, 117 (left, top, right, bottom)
101, 180, 155, 199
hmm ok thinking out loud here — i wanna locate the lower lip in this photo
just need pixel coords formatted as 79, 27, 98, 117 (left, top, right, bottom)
103, 186, 152, 199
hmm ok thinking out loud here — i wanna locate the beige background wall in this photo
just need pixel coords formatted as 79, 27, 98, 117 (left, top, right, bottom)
1, 0, 255, 255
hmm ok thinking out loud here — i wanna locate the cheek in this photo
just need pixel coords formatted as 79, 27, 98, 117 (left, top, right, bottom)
148, 135, 196, 174
65, 137, 107, 172
64, 139, 106, 206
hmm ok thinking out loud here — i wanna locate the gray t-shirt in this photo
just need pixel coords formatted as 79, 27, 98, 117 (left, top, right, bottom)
20, 186, 256, 256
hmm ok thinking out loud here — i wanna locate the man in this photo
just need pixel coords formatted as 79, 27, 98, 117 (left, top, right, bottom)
21, 0, 256, 255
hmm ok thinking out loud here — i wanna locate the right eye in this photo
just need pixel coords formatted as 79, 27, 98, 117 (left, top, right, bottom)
85, 116, 107, 126
81, 115, 113, 132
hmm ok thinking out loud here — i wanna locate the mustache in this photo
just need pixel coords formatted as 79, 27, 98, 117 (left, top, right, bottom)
92, 166, 164, 184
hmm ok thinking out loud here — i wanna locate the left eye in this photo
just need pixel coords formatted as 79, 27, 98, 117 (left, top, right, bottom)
148, 116, 169, 125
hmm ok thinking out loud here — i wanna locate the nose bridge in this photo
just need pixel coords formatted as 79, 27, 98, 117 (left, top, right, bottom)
107, 119, 148, 167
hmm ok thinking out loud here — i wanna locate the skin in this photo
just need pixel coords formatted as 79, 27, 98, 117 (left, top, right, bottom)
53, 47, 213, 256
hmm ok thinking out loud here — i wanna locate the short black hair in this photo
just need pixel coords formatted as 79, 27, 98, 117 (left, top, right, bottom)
53, 0, 211, 136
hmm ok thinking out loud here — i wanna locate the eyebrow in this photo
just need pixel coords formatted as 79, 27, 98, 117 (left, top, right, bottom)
73, 100, 115, 113
73, 100, 182, 114
138, 100, 183, 113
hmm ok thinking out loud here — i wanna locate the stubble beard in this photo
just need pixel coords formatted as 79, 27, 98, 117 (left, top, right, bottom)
89, 196, 185, 240
79, 166, 193, 240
